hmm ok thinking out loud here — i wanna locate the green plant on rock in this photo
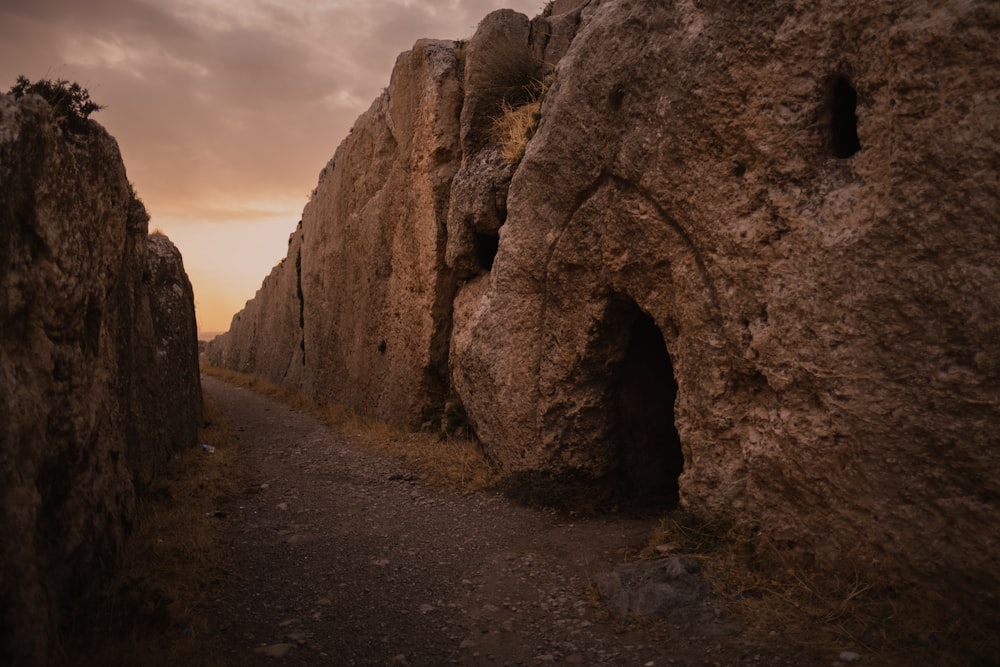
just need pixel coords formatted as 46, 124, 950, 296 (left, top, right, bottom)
7, 75, 104, 133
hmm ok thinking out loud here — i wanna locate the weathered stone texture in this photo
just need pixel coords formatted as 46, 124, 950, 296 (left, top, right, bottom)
209, 39, 465, 426
298, 39, 463, 425
453, 0, 1000, 609
204, 223, 306, 385
206, 0, 999, 622
125, 234, 202, 481
0, 94, 201, 664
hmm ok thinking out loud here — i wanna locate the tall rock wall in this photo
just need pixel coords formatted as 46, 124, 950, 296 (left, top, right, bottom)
0, 93, 202, 665
205, 5, 589, 426
297, 39, 464, 424
206, 0, 999, 621
205, 222, 306, 385
454, 0, 1000, 613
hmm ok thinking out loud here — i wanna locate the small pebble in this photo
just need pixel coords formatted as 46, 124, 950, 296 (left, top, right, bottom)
839, 651, 861, 663
254, 643, 293, 658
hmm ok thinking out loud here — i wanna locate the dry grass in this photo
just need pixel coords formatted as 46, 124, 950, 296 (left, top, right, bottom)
463, 32, 546, 150
58, 393, 244, 667
642, 511, 997, 666
201, 365, 498, 494
468, 34, 540, 113
493, 97, 543, 164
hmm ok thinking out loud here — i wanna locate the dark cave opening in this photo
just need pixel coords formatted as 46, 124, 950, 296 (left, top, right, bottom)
831, 77, 861, 159
475, 232, 500, 271
613, 310, 684, 507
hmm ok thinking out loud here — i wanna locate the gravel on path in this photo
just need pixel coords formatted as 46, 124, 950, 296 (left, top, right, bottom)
201, 375, 791, 666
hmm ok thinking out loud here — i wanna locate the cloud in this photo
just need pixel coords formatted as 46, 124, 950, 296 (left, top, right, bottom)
0, 0, 543, 333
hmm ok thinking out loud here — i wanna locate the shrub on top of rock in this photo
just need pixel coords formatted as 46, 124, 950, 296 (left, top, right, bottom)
7, 75, 104, 133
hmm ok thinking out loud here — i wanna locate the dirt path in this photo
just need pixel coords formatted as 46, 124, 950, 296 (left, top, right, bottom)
201, 375, 777, 666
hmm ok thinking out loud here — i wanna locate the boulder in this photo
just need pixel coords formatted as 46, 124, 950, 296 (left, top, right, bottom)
0, 92, 201, 664
452, 0, 1000, 612
593, 556, 718, 628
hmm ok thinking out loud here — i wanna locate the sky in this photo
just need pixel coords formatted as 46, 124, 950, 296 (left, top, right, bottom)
0, 0, 543, 337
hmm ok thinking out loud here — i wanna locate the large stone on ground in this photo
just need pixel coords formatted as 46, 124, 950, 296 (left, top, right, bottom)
593, 556, 718, 629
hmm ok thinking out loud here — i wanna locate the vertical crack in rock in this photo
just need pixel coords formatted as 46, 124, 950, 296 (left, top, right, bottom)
295, 243, 305, 365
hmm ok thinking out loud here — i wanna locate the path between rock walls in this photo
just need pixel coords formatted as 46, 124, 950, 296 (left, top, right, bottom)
200, 375, 800, 666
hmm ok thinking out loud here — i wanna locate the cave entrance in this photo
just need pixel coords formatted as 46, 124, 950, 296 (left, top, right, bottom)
831, 76, 861, 159
474, 232, 499, 271
612, 309, 684, 507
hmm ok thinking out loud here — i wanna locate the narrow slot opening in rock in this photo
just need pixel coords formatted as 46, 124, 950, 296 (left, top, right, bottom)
831, 77, 861, 158
475, 232, 500, 271
614, 310, 684, 506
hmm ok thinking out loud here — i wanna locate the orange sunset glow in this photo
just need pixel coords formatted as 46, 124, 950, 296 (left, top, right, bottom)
0, 0, 541, 337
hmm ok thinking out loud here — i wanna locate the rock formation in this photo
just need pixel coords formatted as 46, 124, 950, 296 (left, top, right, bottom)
209, 38, 465, 425
0, 93, 201, 665
206, 0, 999, 626
204, 3, 589, 427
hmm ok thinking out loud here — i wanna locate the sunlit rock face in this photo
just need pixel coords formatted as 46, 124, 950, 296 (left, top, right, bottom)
203, 222, 307, 385
296, 39, 466, 426
207, 0, 999, 622
207, 39, 466, 426
453, 0, 1000, 616
204, 5, 592, 427
0, 93, 201, 665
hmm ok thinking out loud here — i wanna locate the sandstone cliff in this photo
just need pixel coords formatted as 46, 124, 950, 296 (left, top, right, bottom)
204, 4, 588, 426
206, 0, 999, 626
0, 93, 202, 664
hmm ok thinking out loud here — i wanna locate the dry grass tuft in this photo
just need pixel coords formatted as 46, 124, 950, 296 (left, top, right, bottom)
493, 97, 543, 165
201, 365, 498, 493
643, 511, 996, 666
58, 392, 244, 666
468, 34, 540, 113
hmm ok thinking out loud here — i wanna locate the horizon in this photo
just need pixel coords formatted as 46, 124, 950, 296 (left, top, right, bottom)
0, 0, 542, 336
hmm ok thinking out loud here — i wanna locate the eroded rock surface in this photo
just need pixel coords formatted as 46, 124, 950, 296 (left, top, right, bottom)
0, 93, 201, 665
206, 0, 999, 625
208, 38, 471, 426
453, 0, 1000, 616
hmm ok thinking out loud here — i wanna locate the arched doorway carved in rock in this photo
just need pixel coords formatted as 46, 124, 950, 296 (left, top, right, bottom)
533, 174, 724, 511
610, 299, 684, 506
